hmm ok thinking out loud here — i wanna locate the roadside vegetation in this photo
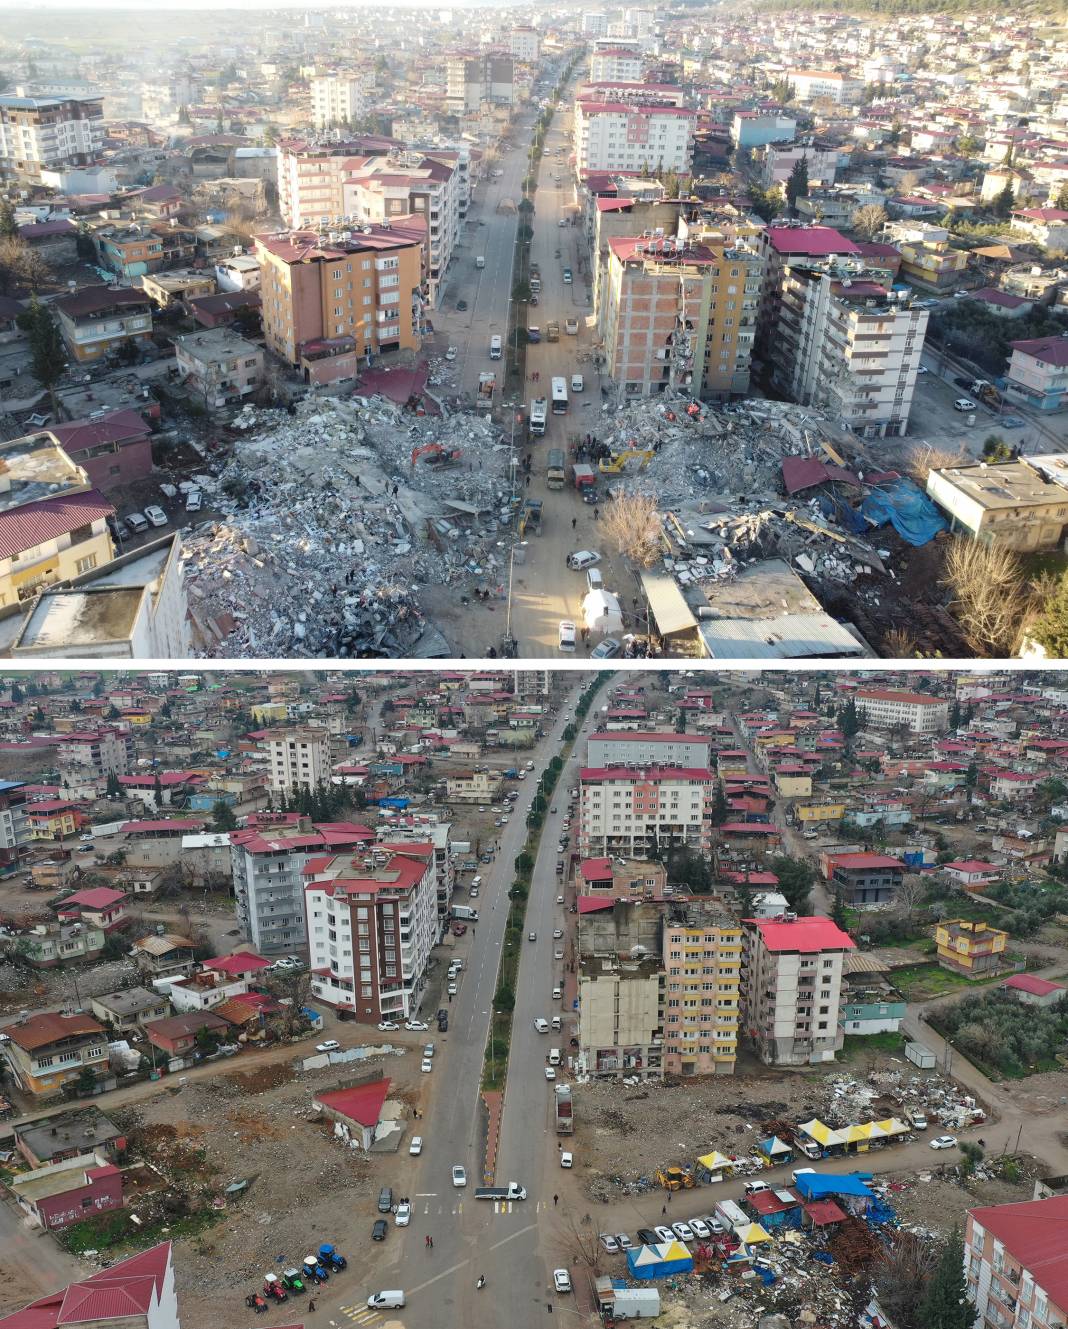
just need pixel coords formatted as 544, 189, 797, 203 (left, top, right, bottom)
930, 989, 1068, 1079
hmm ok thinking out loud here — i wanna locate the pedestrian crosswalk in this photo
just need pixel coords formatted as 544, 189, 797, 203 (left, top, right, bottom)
338, 1306, 382, 1326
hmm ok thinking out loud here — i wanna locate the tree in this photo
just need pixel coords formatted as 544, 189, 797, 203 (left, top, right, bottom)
831, 881, 849, 930
599, 494, 663, 568
16, 296, 66, 411
768, 856, 815, 914
211, 799, 238, 831
838, 697, 860, 744
958, 1141, 985, 1177
747, 185, 782, 223
851, 203, 888, 240
785, 156, 809, 213
105, 771, 122, 799
982, 434, 1013, 462
769, 77, 794, 103
874, 1231, 939, 1329
919, 1227, 973, 1329
493, 983, 515, 1012
661, 168, 681, 199
949, 699, 961, 730
942, 537, 1027, 656
0, 197, 17, 239
710, 780, 729, 826
1055, 182, 1068, 212
991, 179, 1016, 220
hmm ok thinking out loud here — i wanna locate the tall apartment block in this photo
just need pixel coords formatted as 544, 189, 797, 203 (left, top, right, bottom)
578, 764, 717, 857
265, 726, 332, 794
0, 93, 104, 181
662, 902, 742, 1076
310, 76, 367, 130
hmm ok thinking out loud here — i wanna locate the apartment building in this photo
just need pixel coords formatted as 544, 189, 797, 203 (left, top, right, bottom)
0, 780, 29, 871
173, 329, 264, 408
446, 52, 514, 114
731, 112, 797, 150
578, 856, 669, 898
742, 915, 854, 1066
0, 1012, 109, 1096
590, 47, 643, 82
884, 223, 969, 294
304, 844, 438, 1022
254, 226, 424, 377
966, 1195, 1068, 1329
756, 224, 859, 359
578, 951, 663, 1080
0, 93, 104, 182
266, 726, 332, 794
574, 101, 695, 175
926, 455, 1068, 549
578, 764, 717, 857
854, 687, 950, 733
510, 27, 541, 62
662, 902, 742, 1076
57, 727, 133, 778
53, 285, 153, 364
231, 814, 373, 954
785, 70, 863, 105
1006, 335, 1068, 412
825, 852, 903, 908
446, 769, 503, 803
582, 11, 609, 36
277, 143, 351, 227
770, 260, 929, 438
600, 232, 759, 400
762, 143, 839, 189
310, 75, 367, 130
586, 730, 715, 767
43, 405, 152, 495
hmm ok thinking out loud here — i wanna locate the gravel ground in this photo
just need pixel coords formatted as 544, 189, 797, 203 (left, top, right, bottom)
881, 1157, 1041, 1235
0, 955, 141, 1016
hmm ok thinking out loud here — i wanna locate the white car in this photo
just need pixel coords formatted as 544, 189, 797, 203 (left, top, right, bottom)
395, 1201, 411, 1226
930, 1135, 958, 1150
599, 1233, 619, 1253
558, 619, 576, 652
126, 511, 149, 533
377, 1021, 399, 1031
545, 1066, 557, 1080
447, 982, 458, 996
409, 1136, 423, 1155
554, 948, 563, 960
452, 1165, 467, 1187
690, 1218, 711, 1239
654, 1225, 675, 1244
316, 1040, 340, 1053
144, 505, 168, 527
553, 929, 563, 939
791, 1168, 815, 1184
672, 1222, 694, 1242
445, 347, 457, 360
421, 1059, 433, 1073
185, 490, 202, 512
556, 895, 564, 904
616, 1233, 633, 1250
743, 1180, 770, 1196
405, 1020, 428, 1031
560, 1151, 573, 1168
553, 1270, 572, 1294
566, 549, 601, 570
953, 398, 977, 412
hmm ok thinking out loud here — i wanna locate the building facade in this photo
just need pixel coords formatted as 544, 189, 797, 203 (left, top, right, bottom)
854, 688, 950, 733
578, 765, 717, 856
662, 903, 742, 1076
586, 730, 715, 768
574, 101, 695, 175
310, 76, 367, 130
0, 94, 105, 181
266, 726, 332, 793
966, 1196, 1068, 1329
577, 953, 663, 1080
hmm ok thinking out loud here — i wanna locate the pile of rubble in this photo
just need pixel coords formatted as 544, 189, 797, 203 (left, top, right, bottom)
180, 396, 520, 657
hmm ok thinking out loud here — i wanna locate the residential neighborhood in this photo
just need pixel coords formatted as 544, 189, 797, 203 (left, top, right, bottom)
0, 666, 1063, 1329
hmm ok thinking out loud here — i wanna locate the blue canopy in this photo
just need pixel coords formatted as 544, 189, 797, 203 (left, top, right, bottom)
794, 1172, 875, 1201
626, 1242, 694, 1280
860, 478, 947, 546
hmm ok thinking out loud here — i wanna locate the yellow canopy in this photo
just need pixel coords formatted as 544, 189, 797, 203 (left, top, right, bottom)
659, 1239, 692, 1261
841, 1123, 872, 1143
874, 1117, 909, 1135
737, 1222, 773, 1244
798, 1118, 842, 1146
698, 1151, 733, 1171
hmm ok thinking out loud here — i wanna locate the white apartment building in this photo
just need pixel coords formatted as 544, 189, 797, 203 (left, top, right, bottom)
854, 688, 950, 734
266, 726, 333, 794
662, 904, 743, 1077
0, 93, 105, 182
762, 143, 840, 189
574, 101, 695, 175
231, 816, 372, 954
590, 48, 644, 83
742, 916, 854, 1065
772, 261, 929, 439
786, 70, 863, 105
57, 728, 133, 778
582, 11, 609, 36
510, 27, 540, 63
586, 731, 715, 768
277, 145, 349, 228
310, 75, 367, 130
578, 764, 716, 857
304, 844, 438, 1023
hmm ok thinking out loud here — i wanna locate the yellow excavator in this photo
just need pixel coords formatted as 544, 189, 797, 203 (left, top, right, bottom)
656, 1166, 695, 1191
599, 449, 654, 475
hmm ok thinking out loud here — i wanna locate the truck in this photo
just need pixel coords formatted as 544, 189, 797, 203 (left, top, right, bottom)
564, 317, 578, 335
530, 397, 547, 436
451, 905, 480, 921
529, 275, 541, 295
477, 372, 495, 410
474, 1183, 527, 1201
519, 498, 542, 537
546, 321, 560, 342
612, 1289, 661, 1320
971, 379, 1002, 407
547, 449, 566, 490
554, 1082, 573, 1134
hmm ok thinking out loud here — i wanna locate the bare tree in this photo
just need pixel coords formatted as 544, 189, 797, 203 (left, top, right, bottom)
558, 1210, 602, 1273
0, 237, 52, 291
895, 873, 926, 919
941, 536, 1028, 656
851, 203, 888, 240
883, 626, 918, 657
599, 493, 664, 568
907, 444, 967, 487
874, 1231, 939, 1329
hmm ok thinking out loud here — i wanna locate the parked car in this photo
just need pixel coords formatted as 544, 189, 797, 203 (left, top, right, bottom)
654, 1225, 675, 1244
409, 1136, 423, 1155
377, 1021, 399, 1031
560, 1151, 573, 1168
636, 1228, 659, 1246
421, 1059, 433, 1072
672, 1222, 695, 1242
599, 1234, 620, 1253
316, 1040, 340, 1053
126, 512, 149, 533
394, 1202, 411, 1226
545, 1066, 557, 1080
566, 549, 600, 570
371, 1219, 388, 1241
953, 398, 977, 412
689, 1218, 711, 1239
405, 1020, 428, 1031
144, 505, 168, 527
743, 1180, 770, 1196
615, 1233, 633, 1250
591, 638, 621, 658
185, 490, 202, 512
553, 1270, 572, 1294
378, 1187, 393, 1213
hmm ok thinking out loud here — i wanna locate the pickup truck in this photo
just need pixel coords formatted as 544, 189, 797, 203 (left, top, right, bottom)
475, 1183, 527, 1201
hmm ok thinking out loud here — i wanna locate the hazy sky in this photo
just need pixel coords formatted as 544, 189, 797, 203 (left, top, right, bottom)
0, 0, 491, 7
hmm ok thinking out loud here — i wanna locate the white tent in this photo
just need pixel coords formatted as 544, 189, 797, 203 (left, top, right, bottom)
582, 588, 623, 635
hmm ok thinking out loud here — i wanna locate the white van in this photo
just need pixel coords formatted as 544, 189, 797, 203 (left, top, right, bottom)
571, 374, 584, 393
558, 620, 576, 652
533, 1018, 549, 1033
490, 335, 502, 359
549, 1047, 561, 1065
475, 255, 486, 269
471, 875, 483, 890
552, 984, 563, 1000
586, 567, 604, 593
551, 1015, 562, 1031
367, 1292, 406, 1310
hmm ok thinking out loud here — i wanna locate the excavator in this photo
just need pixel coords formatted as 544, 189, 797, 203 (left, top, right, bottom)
656, 1166, 696, 1191
411, 443, 462, 468
599, 449, 654, 475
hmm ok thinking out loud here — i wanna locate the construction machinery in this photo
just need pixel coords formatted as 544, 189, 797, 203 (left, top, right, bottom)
518, 498, 543, 537
599, 449, 653, 475
971, 379, 1003, 408
411, 443, 462, 468
655, 1166, 695, 1191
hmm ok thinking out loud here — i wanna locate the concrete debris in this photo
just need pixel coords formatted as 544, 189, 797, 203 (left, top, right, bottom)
180, 395, 520, 658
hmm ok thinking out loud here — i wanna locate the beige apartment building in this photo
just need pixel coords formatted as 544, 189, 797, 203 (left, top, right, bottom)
662, 903, 742, 1076
254, 225, 424, 381
267, 726, 332, 794
578, 764, 717, 857
600, 233, 759, 400
310, 75, 367, 130
927, 454, 1068, 550
578, 953, 663, 1080
854, 687, 950, 733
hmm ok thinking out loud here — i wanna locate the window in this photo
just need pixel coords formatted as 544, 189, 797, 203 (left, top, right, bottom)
75, 554, 97, 574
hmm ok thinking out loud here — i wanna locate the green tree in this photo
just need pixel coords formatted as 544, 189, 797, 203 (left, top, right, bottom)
768, 856, 816, 914
211, 799, 238, 831
1055, 182, 1068, 211
748, 186, 782, 222
991, 179, 1016, 219
8, 681, 21, 703
493, 983, 515, 1012
711, 780, 729, 826
1027, 571, 1068, 656
831, 881, 849, 931
0, 198, 17, 239
919, 1227, 973, 1329
982, 434, 1013, 461
16, 297, 67, 411
949, 699, 961, 730
838, 697, 860, 743
958, 1141, 985, 1177
785, 156, 809, 213
105, 771, 122, 799
661, 168, 681, 199
769, 77, 794, 103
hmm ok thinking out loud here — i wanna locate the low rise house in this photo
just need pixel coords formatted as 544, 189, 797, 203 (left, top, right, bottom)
129, 931, 198, 979
1010, 207, 1068, 251
943, 859, 1001, 888
9, 1153, 124, 1230
826, 852, 903, 908
0, 1011, 109, 1096
312, 1077, 393, 1150
13, 1106, 126, 1169
445, 769, 503, 802
89, 986, 171, 1031
1006, 336, 1068, 411
577, 856, 669, 898
173, 328, 264, 407
999, 973, 1066, 1006
55, 885, 130, 932
142, 1009, 229, 1056
140, 271, 216, 310
0, 1241, 178, 1329
53, 285, 153, 363
935, 919, 1008, 977
12, 921, 106, 967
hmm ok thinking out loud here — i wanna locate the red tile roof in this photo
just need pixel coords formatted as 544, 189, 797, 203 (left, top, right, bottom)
0, 490, 115, 560
1000, 974, 1065, 997
968, 1196, 1068, 1310
204, 950, 271, 976
580, 766, 713, 780
828, 853, 902, 871
764, 225, 860, 257
314, 1077, 392, 1127
0, 1011, 104, 1051
856, 688, 947, 705
1011, 335, 1068, 368
57, 886, 127, 909
751, 916, 855, 954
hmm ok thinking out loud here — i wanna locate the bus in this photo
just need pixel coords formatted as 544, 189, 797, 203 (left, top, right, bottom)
551, 377, 569, 414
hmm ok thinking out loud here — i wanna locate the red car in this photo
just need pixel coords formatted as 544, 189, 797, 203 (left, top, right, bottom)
451, 922, 468, 936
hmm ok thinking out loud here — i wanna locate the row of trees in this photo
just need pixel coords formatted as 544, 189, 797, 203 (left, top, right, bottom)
936, 989, 1068, 1077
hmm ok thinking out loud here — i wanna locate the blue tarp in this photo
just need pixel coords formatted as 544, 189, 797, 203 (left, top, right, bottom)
817, 492, 868, 534
378, 797, 410, 809
794, 1173, 876, 1201
860, 478, 948, 547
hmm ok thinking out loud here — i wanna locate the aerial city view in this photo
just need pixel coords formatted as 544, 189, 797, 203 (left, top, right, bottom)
1, 2, 1068, 658
0, 666, 1064, 1329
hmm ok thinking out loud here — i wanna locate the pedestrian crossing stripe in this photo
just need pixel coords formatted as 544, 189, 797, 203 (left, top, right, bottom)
338, 1308, 380, 1325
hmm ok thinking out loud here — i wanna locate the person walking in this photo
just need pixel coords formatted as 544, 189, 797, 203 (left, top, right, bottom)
553, 1193, 559, 1207
571, 517, 577, 530
308, 1300, 316, 1314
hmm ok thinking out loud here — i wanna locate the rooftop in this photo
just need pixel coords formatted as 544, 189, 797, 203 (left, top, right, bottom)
175, 327, 262, 366
750, 915, 855, 954
929, 455, 1068, 512
968, 1195, 1068, 1311
0, 433, 91, 513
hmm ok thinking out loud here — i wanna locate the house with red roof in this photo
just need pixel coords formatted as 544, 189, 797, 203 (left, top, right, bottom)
943, 860, 1001, 889
966, 1196, 1068, 1329
999, 973, 1066, 1007
312, 1078, 393, 1149
0, 1240, 178, 1329
55, 886, 130, 932
0, 1012, 109, 1097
